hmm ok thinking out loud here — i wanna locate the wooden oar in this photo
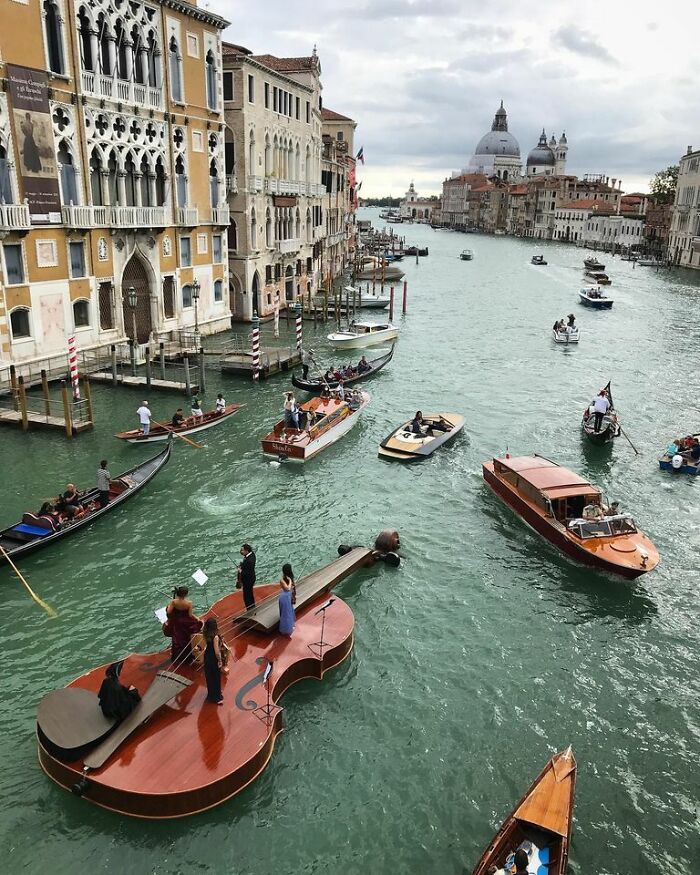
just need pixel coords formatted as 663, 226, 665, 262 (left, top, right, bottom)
151, 419, 203, 449
619, 425, 640, 455
0, 544, 57, 618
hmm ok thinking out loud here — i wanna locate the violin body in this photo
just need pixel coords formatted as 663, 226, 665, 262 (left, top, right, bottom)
36, 543, 390, 818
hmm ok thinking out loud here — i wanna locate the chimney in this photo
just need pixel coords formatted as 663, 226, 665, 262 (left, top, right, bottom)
688, 145, 693, 155
618, 179, 622, 190
605, 176, 609, 185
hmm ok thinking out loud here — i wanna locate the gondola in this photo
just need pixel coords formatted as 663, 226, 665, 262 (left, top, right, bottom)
292, 345, 394, 394
115, 404, 242, 443
582, 381, 620, 445
0, 441, 172, 560
471, 747, 577, 875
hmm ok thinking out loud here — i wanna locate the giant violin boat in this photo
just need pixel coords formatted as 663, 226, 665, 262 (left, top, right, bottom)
36, 532, 400, 818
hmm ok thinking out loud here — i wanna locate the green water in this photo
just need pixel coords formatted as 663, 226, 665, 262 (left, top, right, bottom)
2, 210, 699, 874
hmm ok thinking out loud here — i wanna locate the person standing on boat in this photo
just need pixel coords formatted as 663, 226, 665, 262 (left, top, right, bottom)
592, 390, 610, 432
239, 544, 256, 610
97, 459, 111, 507
278, 563, 296, 636
137, 400, 152, 436
567, 313, 576, 328
284, 392, 299, 429
191, 397, 203, 420
202, 618, 224, 705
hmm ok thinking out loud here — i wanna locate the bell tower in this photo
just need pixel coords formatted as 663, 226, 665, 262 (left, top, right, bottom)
556, 132, 568, 175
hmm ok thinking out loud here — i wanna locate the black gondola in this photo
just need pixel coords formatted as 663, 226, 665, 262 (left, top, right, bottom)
0, 441, 172, 560
292, 345, 395, 394
581, 381, 620, 445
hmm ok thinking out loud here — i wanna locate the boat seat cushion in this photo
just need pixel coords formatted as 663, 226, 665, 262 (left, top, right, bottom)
14, 523, 53, 537
21, 512, 55, 531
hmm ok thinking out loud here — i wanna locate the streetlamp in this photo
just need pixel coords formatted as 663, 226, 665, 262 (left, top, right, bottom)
192, 278, 200, 348
127, 285, 138, 375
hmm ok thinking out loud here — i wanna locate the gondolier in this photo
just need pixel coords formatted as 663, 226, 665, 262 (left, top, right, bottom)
137, 401, 152, 436
592, 390, 610, 432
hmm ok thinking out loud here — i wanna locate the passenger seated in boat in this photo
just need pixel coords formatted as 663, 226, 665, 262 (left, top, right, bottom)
37, 501, 61, 531
172, 408, 185, 428
666, 439, 681, 456
411, 411, 425, 434
603, 500, 620, 517
332, 368, 343, 381
215, 393, 226, 414
690, 439, 700, 462
324, 368, 335, 382
357, 355, 370, 373
583, 502, 604, 520
55, 484, 84, 520
98, 660, 141, 722
334, 381, 346, 401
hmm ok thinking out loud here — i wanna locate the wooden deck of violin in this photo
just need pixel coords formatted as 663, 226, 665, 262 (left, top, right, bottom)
37, 545, 383, 818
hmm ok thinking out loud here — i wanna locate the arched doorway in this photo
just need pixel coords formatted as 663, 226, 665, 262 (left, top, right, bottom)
121, 255, 153, 343
251, 271, 260, 317
285, 265, 294, 301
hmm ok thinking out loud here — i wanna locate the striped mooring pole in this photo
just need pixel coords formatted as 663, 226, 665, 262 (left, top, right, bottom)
68, 335, 80, 400
251, 315, 261, 381
295, 310, 303, 350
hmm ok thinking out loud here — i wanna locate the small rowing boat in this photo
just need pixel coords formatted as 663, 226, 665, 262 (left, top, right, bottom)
292, 346, 394, 394
579, 286, 613, 309
460, 249, 474, 261
0, 442, 171, 560
327, 321, 399, 350
471, 747, 576, 875
658, 434, 700, 475
261, 392, 370, 462
482, 453, 659, 577
115, 404, 242, 443
531, 255, 547, 265
583, 257, 605, 271
378, 413, 464, 461
581, 381, 620, 445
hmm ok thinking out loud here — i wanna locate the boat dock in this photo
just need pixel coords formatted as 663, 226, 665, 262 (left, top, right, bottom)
0, 375, 94, 437
220, 346, 301, 378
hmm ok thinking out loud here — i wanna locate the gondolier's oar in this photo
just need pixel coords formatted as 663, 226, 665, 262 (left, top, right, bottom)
152, 419, 203, 449
0, 544, 57, 618
619, 425, 640, 455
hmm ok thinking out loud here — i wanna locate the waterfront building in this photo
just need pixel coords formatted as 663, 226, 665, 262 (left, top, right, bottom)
644, 201, 672, 257
553, 195, 645, 250
525, 130, 567, 178
668, 146, 700, 269
0, 0, 230, 365
399, 182, 437, 222
467, 102, 522, 181
321, 107, 358, 290
439, 173, 487, 228
519, 175, 622, 239
222, 44, 327, 320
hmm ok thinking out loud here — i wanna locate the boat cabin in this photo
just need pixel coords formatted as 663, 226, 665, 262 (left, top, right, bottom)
351, 321, 390, 334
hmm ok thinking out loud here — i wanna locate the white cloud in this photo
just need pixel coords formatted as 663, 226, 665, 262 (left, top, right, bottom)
211, 0, 700, 196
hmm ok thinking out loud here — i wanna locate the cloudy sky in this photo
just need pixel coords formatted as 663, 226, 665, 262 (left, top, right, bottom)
210, 0, 700, 197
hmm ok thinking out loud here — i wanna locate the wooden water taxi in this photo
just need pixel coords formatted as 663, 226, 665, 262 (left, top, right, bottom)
292, 346, 394, 394
460, 249, 474, 261
115, 404, 241, 443
261, 392, 370, 462
36, 535, 400, 818
482, 454, 659, 578
471, 747, 576, 875
581, 382, 620, 445
579, 286, 613, 309
355, 257, 405, 282
584, 269, 611, 285
531, 255, 547, 265
583, 257, 605, 271
0, 442, 171, 560
378, 413, 464, 461
327, 321, 399, 350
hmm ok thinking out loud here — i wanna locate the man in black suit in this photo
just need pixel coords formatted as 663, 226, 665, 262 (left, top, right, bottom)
239, 544, 256, 610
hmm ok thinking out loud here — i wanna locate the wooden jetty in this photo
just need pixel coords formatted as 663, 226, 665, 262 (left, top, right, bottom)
220, 346, 301, 378
0, 375, 94, 437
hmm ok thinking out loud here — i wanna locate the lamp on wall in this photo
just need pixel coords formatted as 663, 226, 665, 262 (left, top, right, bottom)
127, 285, 138, 347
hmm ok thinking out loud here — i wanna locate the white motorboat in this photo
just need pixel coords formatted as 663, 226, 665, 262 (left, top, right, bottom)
343, 286, 390, 310
637, 258, 665, 267
327, 321, 400, 349
552, 324, 580, 344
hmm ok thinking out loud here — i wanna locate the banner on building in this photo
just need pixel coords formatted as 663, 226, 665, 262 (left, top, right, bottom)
7, 65, 61, 223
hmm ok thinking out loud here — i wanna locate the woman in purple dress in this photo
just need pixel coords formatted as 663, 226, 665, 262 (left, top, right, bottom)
278, 563, 296, 636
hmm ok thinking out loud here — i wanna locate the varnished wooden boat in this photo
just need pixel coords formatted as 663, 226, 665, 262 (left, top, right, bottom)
583, 257, 605, 271
472, 747, 577, 875
0, 442, 171, 560
261, 392, 370, 462
581, 381, 620, 445
584, 269, 611, 285
115, 404, 241, 443
482, 454, 658, 578
37, 537, 399, 818
292, 346, 394, 394
378, 412, 464, 461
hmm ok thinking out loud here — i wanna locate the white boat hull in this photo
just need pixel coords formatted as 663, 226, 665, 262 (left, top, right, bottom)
327, 328, 400, 349
263, 396, 368, 462
552, 328, 581, 344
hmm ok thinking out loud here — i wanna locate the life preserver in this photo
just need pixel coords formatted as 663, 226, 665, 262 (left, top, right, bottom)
672, 454, 684, 469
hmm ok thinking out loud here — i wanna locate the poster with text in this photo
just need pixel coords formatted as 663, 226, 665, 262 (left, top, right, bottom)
7, 65, 61, 223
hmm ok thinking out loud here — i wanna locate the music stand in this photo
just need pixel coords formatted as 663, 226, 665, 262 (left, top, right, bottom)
253, 660, 281, 728
308, 598, 336, 659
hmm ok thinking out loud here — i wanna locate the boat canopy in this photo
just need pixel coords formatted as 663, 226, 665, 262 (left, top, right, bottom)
493, 455, 601, 499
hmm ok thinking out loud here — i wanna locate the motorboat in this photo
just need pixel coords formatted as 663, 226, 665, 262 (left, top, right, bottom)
342, 285, 390, 309
531, 255, 547, 265
583, 257, 605, 271
327, 321, 399, 350
658, 434, 700, 475
578, 287, 613, 309
260, 392, 369, 462
637, 258, 665, 267
581, 381, 620, 445
378, 413, 465, 461
552, 322, 580, 344
584, 270, 611, 285
460, 249, 474, 261
482, 454, 659, 578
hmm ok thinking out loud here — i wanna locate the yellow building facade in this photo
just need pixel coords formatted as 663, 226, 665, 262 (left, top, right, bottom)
0, 0, 229, 368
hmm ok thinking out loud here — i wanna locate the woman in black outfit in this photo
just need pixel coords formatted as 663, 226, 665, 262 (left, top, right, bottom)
202, 618, 224, 705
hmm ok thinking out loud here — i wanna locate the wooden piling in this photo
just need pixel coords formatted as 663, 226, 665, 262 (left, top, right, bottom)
145, 346, 152, 389
60, 380, 72, 437
110, 345, 117, 385
10, 365, 18, 411
403, 280, 408, 315
18, 376, 28, 431
389, 286, 394, 322
159, 342, 166, 380
199, 347, 206, 392
41, 369, 50, 417
129, 339, 136, 376
83, 376, 94, 425
183, 355, 192, 397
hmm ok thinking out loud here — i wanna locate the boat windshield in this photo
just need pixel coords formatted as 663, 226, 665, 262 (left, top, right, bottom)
568, 514, 637, 539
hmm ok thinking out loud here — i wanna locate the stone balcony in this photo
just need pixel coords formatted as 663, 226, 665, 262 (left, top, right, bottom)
276, 238, 301, 254
81, 70, 164, 110
175, 207, 199, 226
0, 202, 32, 231
248, 175, 263, 193
313, 226, 324, 239
62, 204, 167, 228
226, 175, 238, 194
211, 206, 230, 225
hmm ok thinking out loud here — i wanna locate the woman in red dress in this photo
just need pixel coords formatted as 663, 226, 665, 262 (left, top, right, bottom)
165, 586, 202, 662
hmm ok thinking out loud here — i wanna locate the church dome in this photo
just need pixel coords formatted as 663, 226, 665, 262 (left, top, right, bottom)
474, 101, 520, 158
527, 130, 556, 167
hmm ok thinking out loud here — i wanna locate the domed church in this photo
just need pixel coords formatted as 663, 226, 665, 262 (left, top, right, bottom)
467, 101, 522, 181
526, 129, 568, 177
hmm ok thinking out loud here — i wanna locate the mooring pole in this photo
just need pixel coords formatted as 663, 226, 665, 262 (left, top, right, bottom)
145, 346, 152, 389
183, 355, 192, 397
389, 286, 394, 322
60, 380, 71, 437
41, 369, 50, 417
403, 280, 408, 315
110, 344, 117, 385
159, 342, 166, 380
199, 347, 206, 392
18, 375, 29, 431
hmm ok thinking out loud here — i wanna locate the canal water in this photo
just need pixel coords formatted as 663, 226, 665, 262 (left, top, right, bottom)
1, 209, 699, 874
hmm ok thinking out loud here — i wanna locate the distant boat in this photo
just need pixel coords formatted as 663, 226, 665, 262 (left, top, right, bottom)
637, 258, 665, 267
552, 323, 580, 344
658, 434, 700, 475
584, 257, 605, 270
579, 287, 613, 309
342, 286, 390, 309
327, 321, 400, 350
531, 255, 547, 265
584, 269, 611, 285
581, 381, 620, 445
460, 249, 474, 261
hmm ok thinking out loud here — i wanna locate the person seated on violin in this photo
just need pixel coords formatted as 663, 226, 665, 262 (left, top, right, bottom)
98, 660, 141, 722
172, 408, 185, 428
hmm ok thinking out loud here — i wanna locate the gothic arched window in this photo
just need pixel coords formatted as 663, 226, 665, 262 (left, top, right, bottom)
43, 0, 65, 75
155, 158, 166, 205
57, 140, 78, 205
169, 37, 182, 103
205, 50, 217, 110
78, 7, 94, 72
175, 155, 187, 208
209, 160, 219, 208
